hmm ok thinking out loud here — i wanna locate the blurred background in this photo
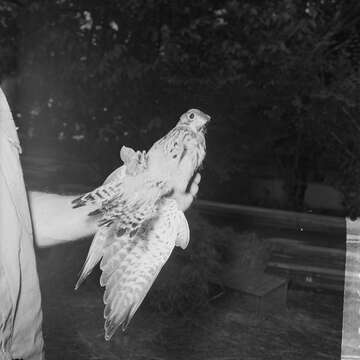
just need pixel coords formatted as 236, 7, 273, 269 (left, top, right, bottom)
1, 0, 359, 359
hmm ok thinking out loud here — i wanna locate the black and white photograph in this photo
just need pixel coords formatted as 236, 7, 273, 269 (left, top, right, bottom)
0, 1, 359, 359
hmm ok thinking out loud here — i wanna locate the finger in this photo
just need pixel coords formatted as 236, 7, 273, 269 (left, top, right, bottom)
193, 173, 201, 185
189, 182, 199, 197
178, 193, 193, 212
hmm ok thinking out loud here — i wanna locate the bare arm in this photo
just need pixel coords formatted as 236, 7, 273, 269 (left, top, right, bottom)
28, 173, 201, 247
28, 191, 100, 247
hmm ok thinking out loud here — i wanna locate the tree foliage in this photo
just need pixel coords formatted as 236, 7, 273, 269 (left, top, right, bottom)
1, 0, 360, 214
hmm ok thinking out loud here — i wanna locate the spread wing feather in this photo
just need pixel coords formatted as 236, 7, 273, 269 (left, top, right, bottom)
73, 172, 166, 234
102, 238, 174, 340
99, 199, 183, 341
96, 180, 165, 230
74, 164, 129, 289
75, 225, 110, 290
72, 146, 149, 209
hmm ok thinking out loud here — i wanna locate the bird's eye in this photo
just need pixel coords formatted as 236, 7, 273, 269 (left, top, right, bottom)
189, 113, 195, 119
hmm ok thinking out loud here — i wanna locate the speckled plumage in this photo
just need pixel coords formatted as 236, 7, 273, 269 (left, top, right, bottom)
73, 109, 209, 340
100, 198, 189, 340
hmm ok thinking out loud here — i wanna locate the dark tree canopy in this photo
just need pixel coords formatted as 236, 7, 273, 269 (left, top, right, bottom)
1, 0, 360, 214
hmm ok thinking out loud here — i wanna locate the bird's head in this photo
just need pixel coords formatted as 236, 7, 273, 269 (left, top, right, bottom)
177, 109, 211, 133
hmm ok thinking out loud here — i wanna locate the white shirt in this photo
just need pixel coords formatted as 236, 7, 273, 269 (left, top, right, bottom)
0, 88, 44, 360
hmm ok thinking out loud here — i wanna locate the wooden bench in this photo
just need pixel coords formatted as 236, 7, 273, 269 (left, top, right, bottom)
266, 237, 345, 291
195, 200, 346, 292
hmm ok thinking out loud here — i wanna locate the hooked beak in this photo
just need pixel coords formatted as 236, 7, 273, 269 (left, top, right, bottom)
202, 114, 211, 131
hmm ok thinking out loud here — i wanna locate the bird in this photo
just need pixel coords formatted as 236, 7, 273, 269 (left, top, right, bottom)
72, 109, 210, 340
72, 108, 210, 232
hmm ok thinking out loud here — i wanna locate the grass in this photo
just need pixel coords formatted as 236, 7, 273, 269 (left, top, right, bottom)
40, 269, 343, 360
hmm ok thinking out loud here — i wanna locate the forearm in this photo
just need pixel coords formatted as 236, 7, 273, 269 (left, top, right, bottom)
27, 173, 201, 247
28, 191, 99, 247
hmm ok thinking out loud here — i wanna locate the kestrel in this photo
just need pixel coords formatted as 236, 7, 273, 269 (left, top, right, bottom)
73, 109, 210, 340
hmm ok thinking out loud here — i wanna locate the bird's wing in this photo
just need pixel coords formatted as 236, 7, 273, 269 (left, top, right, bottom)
71, 146, 147, 208
71, 143, 165, 233
103, 165, 127, 185
71, 177, 123, 208
96, 178, 164, 230
74, 183, 162, 291
74, 147, 147, 289
99, 200, 180, 340
75, 225, 111, 290
73, 162, 129, 290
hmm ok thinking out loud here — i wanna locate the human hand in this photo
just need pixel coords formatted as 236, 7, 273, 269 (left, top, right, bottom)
171, 173, 201, 212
